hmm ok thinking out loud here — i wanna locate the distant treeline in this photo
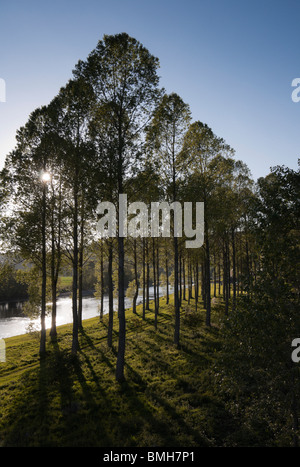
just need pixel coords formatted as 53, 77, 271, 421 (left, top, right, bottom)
0, 267, 28, 302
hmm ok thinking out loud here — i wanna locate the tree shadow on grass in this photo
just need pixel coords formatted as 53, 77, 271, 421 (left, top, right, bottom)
122, 362, 210, 447
1, 339, 116, 446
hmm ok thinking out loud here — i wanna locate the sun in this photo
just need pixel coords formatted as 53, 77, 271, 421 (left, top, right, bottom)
41, 171, 51, 183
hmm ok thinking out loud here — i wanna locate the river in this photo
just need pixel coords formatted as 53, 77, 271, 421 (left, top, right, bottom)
0, 287, 170, 339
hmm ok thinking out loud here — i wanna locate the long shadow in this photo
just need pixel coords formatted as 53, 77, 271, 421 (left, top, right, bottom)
47, 339, 77, 420
79, 328, 202, 446
2, 340, 76, 446
131, 337, 210, 400
51, 336, 116, 446
117, 379, 181, 446
123, 361, 209, 447
79, 328, 116, 373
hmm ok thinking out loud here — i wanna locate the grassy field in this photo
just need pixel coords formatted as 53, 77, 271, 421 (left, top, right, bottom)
58, 276, 73, 292
0, 295, 232, 447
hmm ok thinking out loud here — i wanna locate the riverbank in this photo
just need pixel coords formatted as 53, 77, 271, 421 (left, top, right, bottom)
0, 286, 169, 339
0, 294, 232, 447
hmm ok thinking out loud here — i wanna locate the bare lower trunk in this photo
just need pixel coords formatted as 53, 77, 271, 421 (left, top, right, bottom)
173, 236, 180, 347
50, 283, 57, 340
40, 183, 47, 356
232, 227, 236, 311
166, 254, 169, 304
153, 238, 158, 329
71, 190, 79, 355
107, 242, 114, 348
156, 242, 159, 314
78, 246, 83, 330
205, 220, 211, 327
133, 239, 138, 315
116, 235, 126, 382
142, 238, 146, 319
146, 240, 150, 310
183, 257, 186, 301
100, 244, 104, 321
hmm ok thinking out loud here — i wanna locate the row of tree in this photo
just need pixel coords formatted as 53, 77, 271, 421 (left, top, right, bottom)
0, 33, 277, 383
216, 163, 300, 446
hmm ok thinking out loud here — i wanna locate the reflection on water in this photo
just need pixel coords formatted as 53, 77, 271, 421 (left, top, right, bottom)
0, 295, 111, 339
0, 301, 24, 319
0, 287, 170, 339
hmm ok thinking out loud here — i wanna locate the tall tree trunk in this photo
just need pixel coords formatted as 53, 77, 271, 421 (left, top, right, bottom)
107, 242, 114, 348
231, 227, 236, 311
78, 236, 83, 330
50, 174, 62, 341
188, 254, 191, 304
195, 264, 198, 312
115, 147, 126, 381
50, 232, 60, 342
205, 219, 211, 327
40, 181, 47, 356
133, 239, 139, 315
173, 235, 180, 347
213, 253, 217, 298
218, 261, 221, 296
179, 253, 182, 308
78, 198, 85, 329
116, 234, 126, 382
166, 250, 169, 305
50, 205, 57, 341
171, 142, 180, 347
245, 236, 250, 298
189, 254, 193, 300
156, 241, 160, 314
50, 281, 57, 340
223, 245, 226, 302
146, 239, 150, 310
224, 236, 229, 316
227, 238, 231, 302
100, 242, 104, 321
201, 261, 206, 308
142, 238, 146, 319
72, 187, 79, 355
153, 238, 158, 329
183, 256, 186, 301
71, 125, 81, 355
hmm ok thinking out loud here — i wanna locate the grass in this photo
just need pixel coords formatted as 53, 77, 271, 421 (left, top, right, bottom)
58, 276, 73, 292
0, 295, 232, 447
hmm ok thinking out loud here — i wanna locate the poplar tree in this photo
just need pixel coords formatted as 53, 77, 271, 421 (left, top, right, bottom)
75, 33, 161, 381
181, 121, 234, 326
146, 92, 191, 346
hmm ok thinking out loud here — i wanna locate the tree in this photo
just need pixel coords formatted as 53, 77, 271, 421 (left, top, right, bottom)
51, 78, 95, 354
216, 164, 300, 446
76, 33, 161, 381
146, 92, 191, 346
0, 106, 59, 354
181, 121, 234, 325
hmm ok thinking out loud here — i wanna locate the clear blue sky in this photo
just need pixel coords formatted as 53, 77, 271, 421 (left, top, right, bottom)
0, 0, 299, 181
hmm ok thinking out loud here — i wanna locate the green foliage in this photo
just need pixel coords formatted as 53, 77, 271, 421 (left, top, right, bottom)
214, 164, 300, 446
17, 266, 51, 319
125, 279, 137, 300
215, 295, 300, 446
0, 262, 28, 301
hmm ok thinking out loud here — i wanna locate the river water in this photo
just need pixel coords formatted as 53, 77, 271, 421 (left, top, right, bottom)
0, 287, 169, 339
